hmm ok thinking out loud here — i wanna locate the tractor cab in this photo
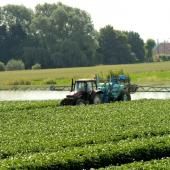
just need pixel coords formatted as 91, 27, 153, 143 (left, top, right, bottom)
73, 79, 97, 92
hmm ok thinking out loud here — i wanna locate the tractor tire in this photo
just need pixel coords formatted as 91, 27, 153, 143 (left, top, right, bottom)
93, 94, 102, 104
60, 98, 68, 106
76, 99, 86, 105
120, 91, 131, 101
60, 98, 74, 106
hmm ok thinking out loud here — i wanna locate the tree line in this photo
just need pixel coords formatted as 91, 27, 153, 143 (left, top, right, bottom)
0, 3, 155, 70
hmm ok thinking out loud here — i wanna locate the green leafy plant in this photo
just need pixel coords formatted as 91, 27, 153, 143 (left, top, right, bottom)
43, 79, 56, 85
0, 100, 170, 169
32, 63, 41, 70
6, 59, 25, 71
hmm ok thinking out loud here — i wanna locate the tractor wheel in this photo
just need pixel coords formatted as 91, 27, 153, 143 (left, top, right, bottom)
60, 99, 68, 106
93, 94, 102, 104
120, 91, 131, 101
76, 99, 86, 105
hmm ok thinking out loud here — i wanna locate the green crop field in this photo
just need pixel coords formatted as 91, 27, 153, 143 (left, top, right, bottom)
0, 61, 170, 89
0, 99, 170, 169
99, 158, 170, 169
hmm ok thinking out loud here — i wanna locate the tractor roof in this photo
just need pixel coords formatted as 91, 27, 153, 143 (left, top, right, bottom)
76, 79, 96, 82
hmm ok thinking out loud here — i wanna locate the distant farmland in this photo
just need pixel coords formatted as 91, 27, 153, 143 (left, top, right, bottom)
0, 61, 170, 89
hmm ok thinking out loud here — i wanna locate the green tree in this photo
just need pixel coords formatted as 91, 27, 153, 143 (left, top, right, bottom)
8, 24, 27, 59
0, 25, 8, 62
98, 25, 117, 64
31, 3, 97, 67
0, 5, 33, 63
32, 63, 41, 70
145, 39, 156, 62
22, 46, 50, 68
6, 59, 25, 71
0, 61, 5, 71
98, 25, 132, 65
0, 5, 33, 32
0, 3, 148, 68
116, 31, 134, 63
126, 31, 145, 62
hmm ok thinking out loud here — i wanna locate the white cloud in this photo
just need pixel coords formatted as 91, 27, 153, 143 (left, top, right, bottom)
0, 0, 170, 42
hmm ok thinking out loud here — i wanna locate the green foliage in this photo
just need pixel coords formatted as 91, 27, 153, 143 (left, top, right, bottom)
159, 55, 170, 61
0, 61, 5, 71
8, 80, 31, 85
106, 69, 125, 78
0, 3, 147, 69
30, 3, 97, 68
145, 39, 156, 62
43, 79, 56, 85
0, 5, 33, 63
0, 5, 33, 29
98, 69, 129, 81
32, 63, 41, 70
126, 31, 145, 62
99, 158, 170, 169
98, 25, 133, 65
0, 100, 170, 168
6, 59, 25, 71
23, 47, 49, 69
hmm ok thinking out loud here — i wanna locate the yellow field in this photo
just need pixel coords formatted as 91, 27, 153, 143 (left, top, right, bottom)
0, 61, 170, 87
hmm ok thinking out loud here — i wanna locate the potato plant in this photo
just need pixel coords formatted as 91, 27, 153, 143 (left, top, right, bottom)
0, 100, 170, 169
99, 158, 170, 169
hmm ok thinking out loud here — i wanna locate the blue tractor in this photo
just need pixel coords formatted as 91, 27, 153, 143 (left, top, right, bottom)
60, 75, 132, 106
97, 75, 131, 103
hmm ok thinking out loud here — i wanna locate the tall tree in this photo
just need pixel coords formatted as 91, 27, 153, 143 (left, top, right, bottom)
31, 3, 97, 68
145, 39, 156, 62
0, 5, 33, 32
0, 25, 8, 62
126, 31, 145, 62
0, 3, 147, 69
0, 5, 33, 63
98, 25, 133, 65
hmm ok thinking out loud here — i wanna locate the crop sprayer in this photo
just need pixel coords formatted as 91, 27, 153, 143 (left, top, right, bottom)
59, 75, 170, 106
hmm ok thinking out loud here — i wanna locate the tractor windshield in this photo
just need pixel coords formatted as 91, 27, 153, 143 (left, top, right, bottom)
74, 81, 95, 92
75, 82, 86, 92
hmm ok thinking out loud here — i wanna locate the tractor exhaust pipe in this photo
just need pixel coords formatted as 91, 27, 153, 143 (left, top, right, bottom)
71, 79, 74, 92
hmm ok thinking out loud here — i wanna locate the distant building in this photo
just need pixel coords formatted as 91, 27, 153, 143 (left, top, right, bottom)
154, 42, 170, 55
153, 42, 170, 61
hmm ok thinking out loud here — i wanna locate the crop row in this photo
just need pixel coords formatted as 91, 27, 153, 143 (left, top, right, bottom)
0, 100, 60, 112
1, 135, 170, 169
99, 157, 170, 170
0, 99, 170, 169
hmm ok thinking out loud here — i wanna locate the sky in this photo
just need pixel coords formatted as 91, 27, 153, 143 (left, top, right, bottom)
0, 0, 170, 42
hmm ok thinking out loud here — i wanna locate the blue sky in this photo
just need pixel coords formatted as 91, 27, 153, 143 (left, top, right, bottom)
1, 0, 170, 42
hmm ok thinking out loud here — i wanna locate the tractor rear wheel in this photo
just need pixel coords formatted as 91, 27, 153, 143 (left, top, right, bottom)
93, 94, 102, 104
60, 99, 67, 106
76, 99, 86, 105
120, 91, 131, 101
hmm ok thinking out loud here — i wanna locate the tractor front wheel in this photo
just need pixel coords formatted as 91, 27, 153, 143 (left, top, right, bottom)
93, 94, 102, 104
